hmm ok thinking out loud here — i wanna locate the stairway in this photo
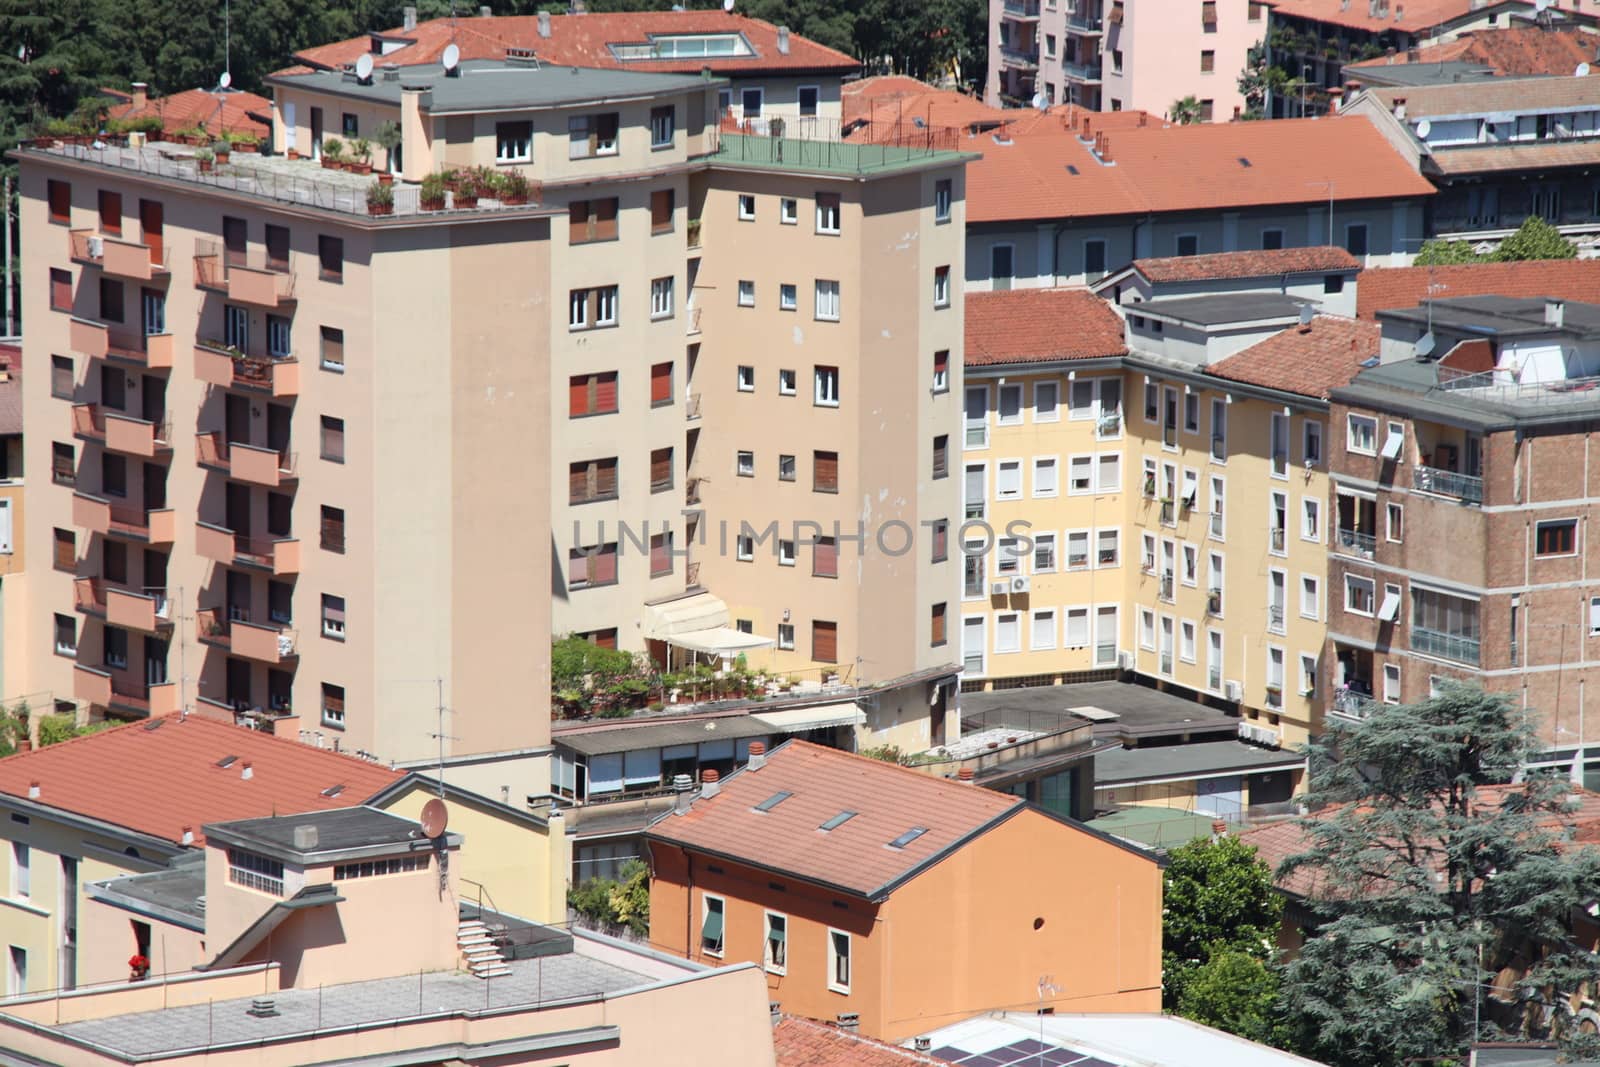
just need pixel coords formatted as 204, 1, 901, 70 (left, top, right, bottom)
457, 918, 511, 979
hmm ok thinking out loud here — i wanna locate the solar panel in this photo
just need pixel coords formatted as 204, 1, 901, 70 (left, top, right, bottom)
753, 790, 793, 812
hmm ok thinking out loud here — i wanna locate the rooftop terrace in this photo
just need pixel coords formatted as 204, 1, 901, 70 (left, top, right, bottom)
709, 128, 974, 177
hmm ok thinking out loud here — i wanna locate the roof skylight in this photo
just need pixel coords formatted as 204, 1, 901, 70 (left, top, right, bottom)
754, 790, 794, 812
888, 827, 929, 849
819, 811, 858, 831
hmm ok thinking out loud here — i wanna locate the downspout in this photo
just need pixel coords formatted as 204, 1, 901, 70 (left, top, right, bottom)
1050, 223, 1067, 286
685, 851, 695, 960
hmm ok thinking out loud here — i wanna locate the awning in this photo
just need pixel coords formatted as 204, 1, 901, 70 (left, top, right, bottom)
1379, 590, 1401, 621
666, 626, 775, 656
753, 702, 866, 734
643, 591, 729, 637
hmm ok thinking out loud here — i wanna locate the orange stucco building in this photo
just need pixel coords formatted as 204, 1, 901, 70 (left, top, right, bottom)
646, 740, 1162, 1042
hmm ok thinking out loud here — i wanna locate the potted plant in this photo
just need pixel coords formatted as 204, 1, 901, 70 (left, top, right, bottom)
419, 171, 447, 211
373, 120, 402, 180
226, 130, 260, 153
211, 139, 231, 164
128, 954, 150, 981
366, 180, 394, 216
440, 167, 462, 193
499, 169, 531, 205
453, 172, 480, 210
349, 137, 372, 174
321, 136, 344, 169
195, 147, 215, 174
1207, 589, 1222, 614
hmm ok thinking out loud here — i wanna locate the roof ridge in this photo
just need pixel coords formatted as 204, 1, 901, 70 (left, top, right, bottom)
777, 739, 1022, 806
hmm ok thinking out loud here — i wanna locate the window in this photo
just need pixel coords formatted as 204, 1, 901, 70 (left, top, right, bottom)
1386, 503, 1404, 543
778, 623, 795, 650
321, 594, 346, 639
777, 539, 797, 568
736, 535, 755, 561
780, 198, 797, 224
650, 276, 675, 319
779, 454, 796, 481
932, 519, 949, 563
815, 193, 841, 234
995, 613, 1021, 653
50, 268, 72, 312
1176, 234, 1199, 257
935, 179, 952, 223
737, 365, 755, 392
1259, 228, 1285, 250
798, 85, 819, 116
1270, 413, 1289, 477
47, 354, 73, 400
1411, 587, 1479, 665
1201, 49, 1215, 72
47, 179, 70, 224
1250, 0, 1265, 16
737, 450, 755, 477
990, 246, 1013, 290
321, 506, 345, 553
1302, 575, 1320, 619
649, 189, 675, 235
1098, 528, 1120, 568
966, 386, 989, 449
1065, 531, 1089, 571
1535, 519, 1577, 557
1180, 620, 1197, 663
101, 452, 126, 497
1030, 609, 1056, 651
651, 447, 674, 493
1383, 663, 1401, 703
1345, 574, 1375, 616
569, 113, 620, 158
103, 627, 128, 670
52, 442, 75, 487
828, 929, 851, 993
814, 280, 840, 321
1304, 421, 1323, 466
997, 460, 1023, 499
1199, 99, 1215, 121
265, 314, 291, 359
11, 843, 28, 900
1346, 223, 1369, 257
1184, 392, 1199, 434
318, 235, 343, 282
1139, 609, 1156, 651
320, 326, 344, 372
741, 87, 764, 117
54, 613, 76, 655
1034, 533, 1056, 573
933, 350, 949, 393
1347, 414, 1377, 455
569, 286, 619, 330
814, 366, 840, 407
495, 121, 532, 163
1098, 453, 1121, 492
764, 912, 788, 973
570, 371, 620, 417
99, 277, 124, 323
813, 620, 838, 662
1302, 497, 1320, 541
1182, 543, 1197, 585
814, 451, 839, 493
1202, 0, 1218, 24
570, 543, 620, 589
700, 895, 725, 956
1207, 630, 1223, 691
738, 280, 755, 307
1034, 457, 1058, 497
1084, 239, 1107, 279
933, 603, 948, 646
569, 458, 619, 504
319, 683, 346, 728
1035, 381, 1059, 423
997, 384, 1023, 426
933, 435, 949, 479
649, 105, 675, 148
569, 198, 620, 243
779, 283, 797, 311
310, 415, 345, 465
934, 266, 951, 307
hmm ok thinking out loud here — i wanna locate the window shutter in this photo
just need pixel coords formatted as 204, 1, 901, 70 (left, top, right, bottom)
51, 270, 72, 311
595, 372, 618, 413
98, 191, 121, 235
569, 375, 591, 416
935, 350, 949, 377
140, 200, 164, 262
54, 530, 74, 570
569, 463, 588, 503
813, 620, 838, 663
596, 459, 617, 497
933, 522, 948, 560
932, 604, 946, 645
650, 449, 671, 486
593, 629, 618, 649
569, 550, 589, 586
569, 200, 588, 242
651, 362, 673, 403
593, 545, 617, 584
651, 535, 670, 575
815, 539, 837, 576
814, 451, 838, 491
651, 190, 672, 233
595, 198, 618, 240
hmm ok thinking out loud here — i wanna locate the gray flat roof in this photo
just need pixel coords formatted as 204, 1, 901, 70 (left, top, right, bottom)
86, 852, 206, 929
45, 950, 655, 1057
1094, 740, 1305, 785
1139, 293, 1308, 327
269, 58, 719, 114
1378, 295, 1600, 340
1334, 355, 1600, 431
960, 680, 1239, 743
555, 715, 773, 756
1351, 61, 1501, 87
203, 806, 443, 863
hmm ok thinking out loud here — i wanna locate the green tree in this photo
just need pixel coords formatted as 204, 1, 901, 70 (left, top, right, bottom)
1491, 215, 1577, 262
1236, 44, 1290, 120
1414, 238, 1484, 265
608, 859, 650, 937
1162, 834, 1282, 1014
1169, 95, 1203, 125
1176, 950, 1283, 1045
1277, 683, 1600, 1067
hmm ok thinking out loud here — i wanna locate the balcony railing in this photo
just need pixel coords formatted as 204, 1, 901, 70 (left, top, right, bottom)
71, 403, 105, 442
195, 520, 301, 575
68, 228, 169, 281
1410, 625, 1481, 666
70, 317, 175, 369
1337, 527, 1376, 557
1003, 0, 1042, 15
1066, 9, 1104, 30
72, 491, 177, 544
1412, 465, 1483, 504
78, 578, 171, 631
1331, 688, 1377, 720
73, 664, 178, 717
193, 239, 296, 306
1061, 60, 1104, 81
194, 340, 301, 397
198, 607, 297, 664
195, 432, 298, 488
1000, 45, 1041, 69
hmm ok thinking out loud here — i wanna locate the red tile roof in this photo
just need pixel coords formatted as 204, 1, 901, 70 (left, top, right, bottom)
1131, 246, 1361, 284
1356, 261, 1600, 318
1346, 26, 1600, 78
842, 76, 1010, 138
1268, 0, 1515, 35
1206, 315, 1379, 399
0, 713, 402, 846
105, 87, 271, 139
967, 114, 1434, 225
965, 288, 1128, 366
773, 1016, 945, 1066
290, 12, 858, 77
646, 740, 1024, 899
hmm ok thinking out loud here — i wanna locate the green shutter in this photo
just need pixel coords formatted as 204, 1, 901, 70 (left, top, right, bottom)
702, 905, 724, 944
769, 920, 786, 943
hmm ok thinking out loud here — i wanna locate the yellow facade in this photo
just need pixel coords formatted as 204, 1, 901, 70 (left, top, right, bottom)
961, 362, 1330, 747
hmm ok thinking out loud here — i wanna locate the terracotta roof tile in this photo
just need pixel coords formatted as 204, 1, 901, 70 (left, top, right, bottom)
0, 713, 402, 846
842, 76, 1010, 136
645, 740, 1023, 899
1347, 26, 1600, 77
1430, 140, 1600, 175
1366, 75, 1600, 117
965, 288, 1128, 366
1132, 246, 1360, 283
1356, 261, 1600, 318
967, 115, 1434, 225
1206, 315, 1379, 399
1268, 0, 1517, 35
773, 1015, 945, 1066
290, 12, 858, 78
106, 88, 271, 138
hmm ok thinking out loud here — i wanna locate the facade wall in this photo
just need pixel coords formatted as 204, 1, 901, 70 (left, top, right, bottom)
75, 896, 205, 986
1100, 0, 1261, 120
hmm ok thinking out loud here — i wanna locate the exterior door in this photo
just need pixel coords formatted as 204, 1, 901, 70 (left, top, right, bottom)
226, 569, 252, 622
225, 482, 251, 537
59, 857, 77, 991
99, 365, 125, 411
142, 463, 166, 510
226, 657, 252, 709
141, 375, 165, 425
144, 636, 167, 685
139, 200, 163, 264
930, 683, 947, 747
225, 394, 250, 444
310, 107, 323, 160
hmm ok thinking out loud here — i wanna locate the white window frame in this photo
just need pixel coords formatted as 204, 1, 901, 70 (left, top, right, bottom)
1064, 606, 1090, 649
1302, 497, 1321, 543
962, 614, 987, 673
1206, 629, 1224, 692
649, 106, 675, 148
1183, 390, 1200, 434
1347, 414, 1378, 456
933, 352, 949, 394
1139, 608, 1156, 651
934, 266, 951, 308
1535, 518, 1580, 559
1345, 573, 1376, 617
779, 283, 797, 311
814, 366, 840, 407
737, 365, 755, 392
1301, 574, 1320, 620
1304, 420, 1323, 466
778, 369, 796, 397
1269, 491, 1288, 556
996, 384, 1024, 426
701, 894, 726, 957
1268, 567, 1288, 634
778, 540, 796, 567
1094, 604, 1120, 666
1208, 552, 1225, 615
738, 280, 756, 307
1180, 619, 1197, 663
1097, 452, 1122, 493
1034, 533, 1057, 573
827, 928, 851, 993
996, 459, 1023, 501
1066, 529, 1090, 572
996, 537, 1025, 578
1141, 532, 1157, 575
778, 623, 795, 650
1158, 615, 1176, 676
1386, 502, 1404, 543
1034, 381, 1060, 423
1181, 543, 1198, 587
816, 195, 841, 235
994, 611, 1021, 653
1031, 609, 1057, 651
1033, 456, 1058, 498
737, 451, 755, 477
1143, 381, 1159, 424
650, 276, 675, 320
814, 279, 840, 321
764, 911, 788, 974
1270, 412, 1290, 479
10, 842, 27, 900
495, 120, 532, 163
1383, 662, 1401, 703
1208, 475, 1225, 541
1210, 397, 1228, 462
779, 197, 797, 225
1068, 455, 1093, 496
1096, 527, 1120, 569
965, 385, 989, 450
736, 534, 754, 561
738, 194, 756, 221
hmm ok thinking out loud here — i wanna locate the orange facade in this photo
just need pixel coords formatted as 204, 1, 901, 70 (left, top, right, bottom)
648, 806, 1160, 1042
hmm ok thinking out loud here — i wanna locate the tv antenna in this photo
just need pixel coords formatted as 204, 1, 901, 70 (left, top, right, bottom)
1037, 975, 1061, 1050
223, 0, 232, 89
427, 678, 457, 798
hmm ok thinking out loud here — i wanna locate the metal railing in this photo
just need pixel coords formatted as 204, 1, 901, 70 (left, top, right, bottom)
710, 128, 963, 174
1061, 60, 1104, 80
1411, 465, 1483, 504
1337, 527, 1376, 556
1331, 688, 1377, 720
1067, 9, 1105, 30
1000, 45, 1041, 68
1410, 625, 1481, 666
1003, 0, 1042, 14
1270, 527, 1286, 552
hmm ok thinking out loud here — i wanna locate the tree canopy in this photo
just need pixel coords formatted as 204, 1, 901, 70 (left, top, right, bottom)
1162, 833, 1282, 1014
1415, 216, 1578, 265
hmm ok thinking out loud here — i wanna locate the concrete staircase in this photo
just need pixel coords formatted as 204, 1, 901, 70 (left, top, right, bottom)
457, 918, 510, 979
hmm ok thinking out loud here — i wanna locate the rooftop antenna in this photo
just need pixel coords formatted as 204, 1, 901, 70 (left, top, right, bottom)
224, 0, 231, 90
1031, 91, 1049, 111
1415, 117, 1432, 139
427, 678, 458, 798
1037, 975, 1061, 1051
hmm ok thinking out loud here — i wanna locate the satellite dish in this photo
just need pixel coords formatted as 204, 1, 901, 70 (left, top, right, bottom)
723, 0, 735, 11
442, 43, 461, 72
355, 54, 374, 82
1578, 62, 1592, 77
1031, 92, 1049, 111
219, 71, 232, 90
1415, 331, 1436, 358
1415, 118, 1432, 138
420, 798, 449, 839
1298, 304, 1315, 327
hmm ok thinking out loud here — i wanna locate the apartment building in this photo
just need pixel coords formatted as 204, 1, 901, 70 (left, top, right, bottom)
1327, 295, 1600, 779
0, 346, 22, 699
964, 109, 1432, 290
986, 0, 1264, 117
1342, 26, 1600, 89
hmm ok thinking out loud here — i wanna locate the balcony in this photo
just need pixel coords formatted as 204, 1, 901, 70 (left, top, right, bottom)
196, 608, 297, 665
685, 393, 702, 420
195, 432, 298, 488
686, 477, 704, 507
1061, 60, 1104, 81
686, 306, 702, 336
1330, 688, 1377, 721
75, 405, 171, 457
69, 318, 175, 369
1409, 625, 1481, 666
193, 240, 296, 307
72, 491, 177, 544
1066, 9, 1104, 31
1002, 0, 1041, 17
194, 341, 301, 397
1336, 527, 1376, 558
73, 664, 178, 718
1000, 45, 1040, 70
1412, 465, 1483, 505
76, 578, 172, 632
68, 229, 169, 281
195, 520, 301, 575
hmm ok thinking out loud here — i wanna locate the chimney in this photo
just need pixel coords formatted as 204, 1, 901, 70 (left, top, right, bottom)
480, 5, 491, 15
701, 768, 721, 799
1211, 819, 1228, 837
915, 1037, 934, 1051
957, 767, 975, 782
131, 83, 148, 110
241, 762, 253, 780
571, 0, 586, 12
1546, 299, 1565, 327
777, 26, 791, 54
292, 825, 319, 850
770, 1001, 782, 1026
1099, 133, 1113, 163
836, 1013, 861, 1032
1407, 46, 1420, 62
1138, 111, 1147, 127
403, 5, 417, 30
181, 826, 194, 846
1232, 105, 1242, 120
27, 782, 39, 800
538, 9, 551, 36
672, 773, 694, 814
747, 741, 767, 771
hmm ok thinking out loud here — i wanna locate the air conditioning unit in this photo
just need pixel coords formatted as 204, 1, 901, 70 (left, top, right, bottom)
1224, 680, 1243, 702
990, 581, 1009, 597
1010, 575, 1031, 594
1117, 651, 1134, 670
1237, 722, 1282, 749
